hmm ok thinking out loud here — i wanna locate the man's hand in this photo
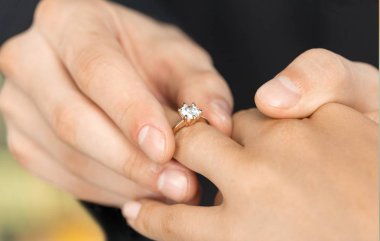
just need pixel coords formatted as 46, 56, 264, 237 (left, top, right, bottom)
122, 103, 378, 241
0, 0, 233, 205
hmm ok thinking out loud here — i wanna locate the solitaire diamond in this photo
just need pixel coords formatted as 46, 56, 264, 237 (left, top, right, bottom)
173, 102, 208, 134
178, 103, 202, 122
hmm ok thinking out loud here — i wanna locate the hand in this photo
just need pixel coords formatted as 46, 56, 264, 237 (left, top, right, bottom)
255, 48, 378, 121
0, 0, 233, 205
122, 103, 378, 241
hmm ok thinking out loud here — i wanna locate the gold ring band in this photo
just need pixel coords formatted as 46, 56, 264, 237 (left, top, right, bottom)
173, 116, 208, 134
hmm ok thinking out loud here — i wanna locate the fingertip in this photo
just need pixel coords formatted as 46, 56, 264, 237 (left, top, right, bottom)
157, 160, 199, 203
254, 76, 311, 119
254, 93, 291, 118
255, 76, 301, 108
122, 200, 142, 221
179, 165, 199, 203
136, 118, 175, 164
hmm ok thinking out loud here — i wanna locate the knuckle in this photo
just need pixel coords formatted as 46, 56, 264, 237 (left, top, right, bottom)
112, 97, 139, 129
122, 150, 143, 180
176, 40, 210, 60
34, 0, 78, 26
299, 48, 349, 87
161, 23, 183, 36
176, 42, 211, 66
70, 46, 123, 93
193, 70, 223, 86
35, 0, 108, 34
301, 48, 335, 60
176, 70, 226, 102
154, 37, 211, 66
34, 0, 61, 26
0, 35, 25, 76
51, 102, 77, 145
71, 47, 104, 89
0, 84, 13, 116
62, 152, 90, 179
111, 92, 158, 135
7, 136, 30, 169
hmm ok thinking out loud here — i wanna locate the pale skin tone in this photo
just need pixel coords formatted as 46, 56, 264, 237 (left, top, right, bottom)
0, 0, 378, 234
0, 0, 235, 205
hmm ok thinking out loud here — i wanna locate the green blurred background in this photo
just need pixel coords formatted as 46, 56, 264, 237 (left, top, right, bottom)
0, 75, 105, 241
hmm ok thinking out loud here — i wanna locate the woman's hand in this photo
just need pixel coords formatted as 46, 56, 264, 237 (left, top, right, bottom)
122, 49, 379, 240
122, 103, 378, 241
0, 0, 233, 205
255, 48, 378, 121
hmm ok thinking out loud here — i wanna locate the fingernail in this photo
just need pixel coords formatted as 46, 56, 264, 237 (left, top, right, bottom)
138, 125, 166, 163
122, 201, 141, 220
158, 169, 188, 201
210, 99, 231, 123
256, 76, 301, 108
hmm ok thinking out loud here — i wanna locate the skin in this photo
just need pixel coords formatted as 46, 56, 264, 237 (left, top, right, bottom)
0, 0, 378, 212
122, 50, 379, 240
124, 103, 378, 241
0, 0, 234, 205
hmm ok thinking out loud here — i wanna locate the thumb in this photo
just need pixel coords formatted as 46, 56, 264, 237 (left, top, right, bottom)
255, 48, 378, 118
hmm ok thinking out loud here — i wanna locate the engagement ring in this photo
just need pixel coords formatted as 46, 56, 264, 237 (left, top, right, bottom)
173, 103, 208, 134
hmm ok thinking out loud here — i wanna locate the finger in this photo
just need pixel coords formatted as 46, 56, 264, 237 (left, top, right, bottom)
114, 6, 234, 135
255, 48, 379, 118
231, 108, 271, 146
167, 70, 233, 136
0, 31, 197, 202
122, 200, 222, 241
1, 81, 198, 203
164, 106, 243, 189
1, 81, 161, 200
34, 0, 174, 164
0, 31, 156, 187
5, 123, 126, 207
310, 103, 379, 130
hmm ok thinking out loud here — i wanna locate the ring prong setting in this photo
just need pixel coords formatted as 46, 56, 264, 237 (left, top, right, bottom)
178, 103, 202, 125
173, 102, 208, 134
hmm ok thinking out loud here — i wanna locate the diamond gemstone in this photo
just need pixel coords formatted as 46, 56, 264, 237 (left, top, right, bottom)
179, 103, 202, 121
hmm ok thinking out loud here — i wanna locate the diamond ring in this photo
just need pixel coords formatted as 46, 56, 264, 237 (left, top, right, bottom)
173, 103, 208, 134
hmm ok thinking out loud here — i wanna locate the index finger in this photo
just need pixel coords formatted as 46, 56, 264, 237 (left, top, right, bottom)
34, 0, 174, 163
